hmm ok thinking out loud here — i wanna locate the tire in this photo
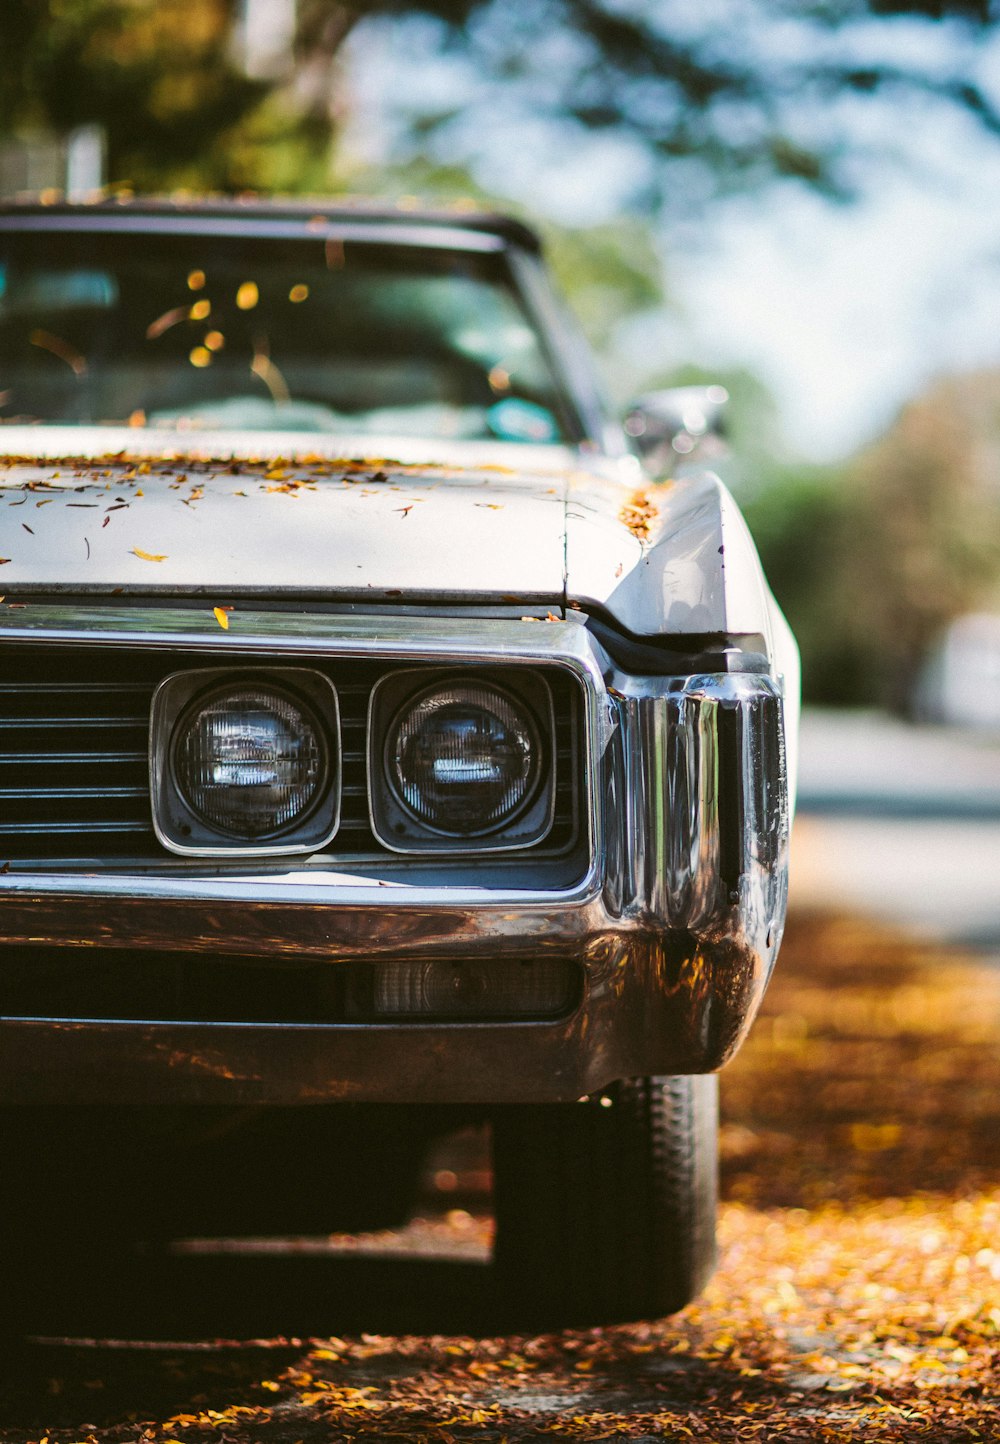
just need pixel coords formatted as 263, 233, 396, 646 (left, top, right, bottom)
492, 1074, 718, 1326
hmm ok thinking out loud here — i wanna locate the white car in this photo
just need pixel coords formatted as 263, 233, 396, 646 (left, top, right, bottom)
0, 198, 798, 1324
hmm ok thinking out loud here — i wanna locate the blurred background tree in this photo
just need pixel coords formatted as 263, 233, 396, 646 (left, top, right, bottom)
841, 370, 1000, 709
4, 1, 999, 199
0, 0, 266, 190
744, 369, 1000, 711
4, 0, 1000, 711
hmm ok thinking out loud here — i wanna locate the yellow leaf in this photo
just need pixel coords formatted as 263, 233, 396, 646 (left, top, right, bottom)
131, 548, 167, 562
213, 607, 230, 630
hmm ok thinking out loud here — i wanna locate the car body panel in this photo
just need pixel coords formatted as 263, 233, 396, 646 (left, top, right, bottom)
0, 436, 571, 601
0, 427, 785, 655
565, 468, 779, 640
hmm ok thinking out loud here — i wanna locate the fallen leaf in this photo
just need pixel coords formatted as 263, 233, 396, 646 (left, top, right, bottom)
213, 607, 230, 630
620, 489, 658, 541
131, 548, 168, 562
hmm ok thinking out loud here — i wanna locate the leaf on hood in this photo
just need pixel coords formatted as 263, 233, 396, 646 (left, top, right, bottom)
131, 547, 168, 562
213, 607, 230, 630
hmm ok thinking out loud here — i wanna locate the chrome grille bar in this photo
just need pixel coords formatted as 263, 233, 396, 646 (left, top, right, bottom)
0, 645, 581, 867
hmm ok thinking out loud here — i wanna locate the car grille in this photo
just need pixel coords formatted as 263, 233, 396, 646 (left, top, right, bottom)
0, 646, 584, 868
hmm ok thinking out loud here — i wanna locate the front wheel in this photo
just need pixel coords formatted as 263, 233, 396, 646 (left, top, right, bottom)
492, 1075, 718, 1326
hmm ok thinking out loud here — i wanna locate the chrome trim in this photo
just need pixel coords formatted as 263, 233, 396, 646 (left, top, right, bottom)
0, 606, 606, 878
367, 668, 558, 855
0, 604, 600, 667
601, 667, 790, 1068
0, 607, 790, 1100
149, 667, 343, 859
0, 214, 507, 253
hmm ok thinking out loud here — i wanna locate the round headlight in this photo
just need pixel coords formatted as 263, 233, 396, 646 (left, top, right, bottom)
172, 684, 326, 838
387, 681, 541, 836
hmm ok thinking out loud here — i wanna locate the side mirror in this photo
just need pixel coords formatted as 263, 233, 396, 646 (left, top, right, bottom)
624, 384, 729, 465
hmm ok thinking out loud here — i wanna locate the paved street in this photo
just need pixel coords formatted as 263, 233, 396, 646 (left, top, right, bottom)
792, 709, 1000, 951
795, 708, 1000, 819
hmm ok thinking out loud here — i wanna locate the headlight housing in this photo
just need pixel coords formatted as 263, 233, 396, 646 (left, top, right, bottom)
388, 680, 540, 836
150, 669, 340, 856
173, 684, 326, 838
369, 670, 556, 853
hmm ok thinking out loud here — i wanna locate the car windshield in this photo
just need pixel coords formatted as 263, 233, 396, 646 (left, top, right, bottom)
0, 229, 573, 443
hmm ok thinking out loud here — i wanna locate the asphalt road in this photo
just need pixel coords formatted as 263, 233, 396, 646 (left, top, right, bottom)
791, 708, 1000, 952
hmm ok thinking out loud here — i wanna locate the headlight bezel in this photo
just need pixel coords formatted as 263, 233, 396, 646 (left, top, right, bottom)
367, 668, 556, 854
149, 667, 341, 857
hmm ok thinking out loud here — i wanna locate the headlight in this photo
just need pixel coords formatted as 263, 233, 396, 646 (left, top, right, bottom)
173, 684, 327, 838
367, 670, 556, 853
387, 682, 540, 836
150, 668, 341, 856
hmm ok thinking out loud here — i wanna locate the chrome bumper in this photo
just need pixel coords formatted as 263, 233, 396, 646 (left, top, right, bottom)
0, 610, 789, 1104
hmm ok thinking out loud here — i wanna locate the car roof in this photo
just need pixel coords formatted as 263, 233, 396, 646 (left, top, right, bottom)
0, 196, 543, 254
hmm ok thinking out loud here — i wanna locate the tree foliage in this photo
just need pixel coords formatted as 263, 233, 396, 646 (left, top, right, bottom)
842, 370, 1000, 708
343, 0, 1000, 204
747, 369, 1000, 709
0, 1, 272, 188
2, 0, 1000, 197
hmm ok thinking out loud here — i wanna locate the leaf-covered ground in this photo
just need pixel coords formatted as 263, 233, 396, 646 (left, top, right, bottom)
4, 911, 1000, 1442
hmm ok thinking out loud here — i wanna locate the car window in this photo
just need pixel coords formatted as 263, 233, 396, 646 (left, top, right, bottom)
0, 231, 572, 443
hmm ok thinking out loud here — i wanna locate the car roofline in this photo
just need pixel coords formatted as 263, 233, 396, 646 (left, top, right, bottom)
0, 196, 543, 254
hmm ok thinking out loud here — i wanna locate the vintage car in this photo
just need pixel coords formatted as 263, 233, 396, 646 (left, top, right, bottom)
0, 198, 798, 1324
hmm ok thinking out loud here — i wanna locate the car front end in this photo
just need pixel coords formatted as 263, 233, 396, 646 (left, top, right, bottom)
0, 198, 797, 1321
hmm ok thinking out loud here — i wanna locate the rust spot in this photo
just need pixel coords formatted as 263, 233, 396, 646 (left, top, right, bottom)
619, 489, 658, 542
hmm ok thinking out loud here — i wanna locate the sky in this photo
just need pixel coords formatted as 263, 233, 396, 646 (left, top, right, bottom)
663, 113, 1000, 459
341, 7, 1000, 462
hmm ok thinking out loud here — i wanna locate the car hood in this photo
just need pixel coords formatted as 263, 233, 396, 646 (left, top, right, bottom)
0, 429, 588, 604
